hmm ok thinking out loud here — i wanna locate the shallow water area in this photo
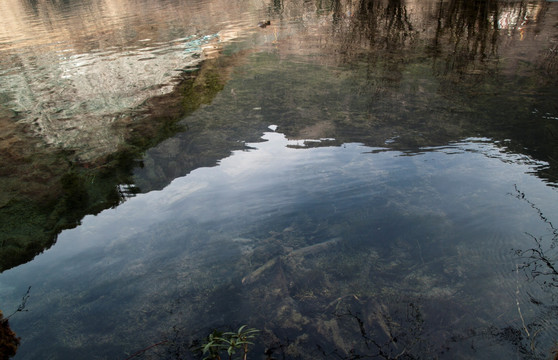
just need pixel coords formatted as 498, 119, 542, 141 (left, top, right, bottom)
1, 0, 558, 359
2, 130, 558, 359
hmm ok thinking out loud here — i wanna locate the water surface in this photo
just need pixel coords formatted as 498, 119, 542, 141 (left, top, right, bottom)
1, 0, 558, 359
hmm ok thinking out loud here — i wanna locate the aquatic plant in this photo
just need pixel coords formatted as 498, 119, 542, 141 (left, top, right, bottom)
502, 185, 558, 359
511, 185, 558, 291
199, 325, 259, 360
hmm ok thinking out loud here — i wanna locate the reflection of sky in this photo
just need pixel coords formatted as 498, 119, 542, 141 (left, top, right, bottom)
11, 131, 383, 261
1, 131, 557, 358
2, 130, 555, 288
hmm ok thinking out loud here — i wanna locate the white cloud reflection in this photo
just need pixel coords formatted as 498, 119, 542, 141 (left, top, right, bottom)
1, 132, 558, 360
5, 131, 553, 272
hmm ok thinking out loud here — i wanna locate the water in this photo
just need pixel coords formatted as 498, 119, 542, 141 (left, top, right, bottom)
3, 132, 558, 359
0, 0, 264, 161
1, 0, 558, 359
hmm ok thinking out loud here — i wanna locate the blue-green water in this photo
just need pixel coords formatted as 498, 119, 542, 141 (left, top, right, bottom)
1, 0, 558, 359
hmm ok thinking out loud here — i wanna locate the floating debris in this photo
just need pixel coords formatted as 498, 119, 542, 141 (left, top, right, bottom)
257, 20, 271, 28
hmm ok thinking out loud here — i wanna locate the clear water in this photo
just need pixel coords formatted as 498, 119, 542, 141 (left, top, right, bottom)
3, 131, 558, 359
1, 0, 558, 359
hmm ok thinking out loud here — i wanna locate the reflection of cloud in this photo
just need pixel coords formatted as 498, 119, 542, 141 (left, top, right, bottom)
17, 131, 557, 271
3, 129, 558, 360
217, 132, 290, 177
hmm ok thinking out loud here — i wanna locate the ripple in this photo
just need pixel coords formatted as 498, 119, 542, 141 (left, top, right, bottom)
0, 0, 265, 161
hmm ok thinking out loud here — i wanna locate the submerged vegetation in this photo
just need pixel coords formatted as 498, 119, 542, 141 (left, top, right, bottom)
512, 185, 558, 291
123, 184, 558, 360
0, 0, 557, 359
501, 186, 558, 359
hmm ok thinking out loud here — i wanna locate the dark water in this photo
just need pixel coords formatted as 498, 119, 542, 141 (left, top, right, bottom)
1, 0, 558, 359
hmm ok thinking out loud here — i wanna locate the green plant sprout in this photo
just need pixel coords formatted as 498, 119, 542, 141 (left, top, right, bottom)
199, 325, 259, 360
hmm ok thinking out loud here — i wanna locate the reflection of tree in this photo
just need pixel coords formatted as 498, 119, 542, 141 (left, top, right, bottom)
430, 0, 551, 81
330, 0, 504, 67
328, 0, 549, 77
325, 0, 558, 187
542, 44, 558, 78
334, 0, 416, 59
430, 0, 500, 74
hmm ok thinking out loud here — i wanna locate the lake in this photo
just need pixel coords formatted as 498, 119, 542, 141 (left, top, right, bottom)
1, 0, 558, 359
